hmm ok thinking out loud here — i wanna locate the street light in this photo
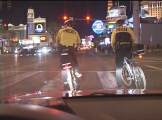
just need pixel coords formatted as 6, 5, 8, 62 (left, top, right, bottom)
4, 24, 7, 27
3, 24, 8, 30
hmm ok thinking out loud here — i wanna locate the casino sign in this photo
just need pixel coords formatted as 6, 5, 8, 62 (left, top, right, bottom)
35, 23, 45, 33
92, 20, 106, 34
107, 16, 127, 22
107, 17, 120, 22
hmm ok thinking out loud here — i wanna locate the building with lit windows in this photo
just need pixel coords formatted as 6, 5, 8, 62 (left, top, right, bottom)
141, 1, 162, 19
8, 23, 27, 40
105, 1, 162, 47
105, 2, 127, 31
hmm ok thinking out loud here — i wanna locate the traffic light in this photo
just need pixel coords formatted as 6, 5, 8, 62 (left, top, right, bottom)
63, 16, 68, 20
4, 24, 7, 27
3, 24, 8, 30
86, 16, 90, 21
7, 1, 11, 9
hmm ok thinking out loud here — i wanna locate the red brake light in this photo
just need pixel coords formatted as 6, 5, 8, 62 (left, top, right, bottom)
65, 65, 69, 68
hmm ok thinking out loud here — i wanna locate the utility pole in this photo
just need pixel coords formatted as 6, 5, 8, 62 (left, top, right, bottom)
133, 1, 140, 44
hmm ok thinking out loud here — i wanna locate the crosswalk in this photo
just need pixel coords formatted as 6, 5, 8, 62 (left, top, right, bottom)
1, 66, 162, 97
1, 71, 39, 90
1, 71, 118, 92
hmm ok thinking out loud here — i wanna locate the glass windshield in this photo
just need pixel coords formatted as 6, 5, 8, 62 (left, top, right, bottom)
1, 1, 162, 99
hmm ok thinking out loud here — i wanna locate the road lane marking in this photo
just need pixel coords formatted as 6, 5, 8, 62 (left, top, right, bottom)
144, 65, 162, 71
1, 72, 39, 90
135, 60, 162, 63
97, 71, 117, 89
39, 73, 63, 92
0, 71, 61, 72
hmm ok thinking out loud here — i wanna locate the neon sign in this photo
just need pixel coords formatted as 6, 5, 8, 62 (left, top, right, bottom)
40, 36, 47, 42
32, 36, 40, 43
19, 39, 33, 44
35, 23, 45, 33
92, 20, 106, 34
12, 39, 19, 42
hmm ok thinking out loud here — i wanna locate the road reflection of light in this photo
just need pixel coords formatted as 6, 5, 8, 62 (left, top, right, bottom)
37, 91, 42, 95
15, 54, 18, 57
128, 89, 145, 94
116, 89, 124, 94
44, 81, 47, 83
14, 54, 18, 64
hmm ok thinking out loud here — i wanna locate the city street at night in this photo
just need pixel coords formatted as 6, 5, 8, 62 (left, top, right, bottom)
1, 50, 162, 98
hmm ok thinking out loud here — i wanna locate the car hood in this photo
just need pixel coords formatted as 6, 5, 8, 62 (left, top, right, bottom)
1, 89, 162, 102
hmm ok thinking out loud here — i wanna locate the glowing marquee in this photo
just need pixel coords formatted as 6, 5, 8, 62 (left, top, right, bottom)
92, 20, 106, 34
40, 36, 47, 42
35, 23, 45, 33
12, 39, 19, 43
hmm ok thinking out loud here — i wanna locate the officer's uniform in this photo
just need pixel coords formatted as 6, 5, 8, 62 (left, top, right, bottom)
111, 26, 135, 87
56, 26, 81, 69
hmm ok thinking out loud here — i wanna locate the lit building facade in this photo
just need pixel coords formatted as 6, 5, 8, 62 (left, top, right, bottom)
107, 1, 113, 16
27, 8, 50, 47
141, 1, 162, 19
105, 2, 127, 32
8, 23, 27, 40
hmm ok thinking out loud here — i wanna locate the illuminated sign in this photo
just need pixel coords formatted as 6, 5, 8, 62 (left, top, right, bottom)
32, 36, 41, 43
81, 39, 85, 45
40, 36, 47, 42
19, 39, 33, 44
107, 17, 120, 22
105, 38, 111, 44
92, 20, 106, 34
35, 23, 45, 33
107, 16, 127, 22
12, 39, 19, 43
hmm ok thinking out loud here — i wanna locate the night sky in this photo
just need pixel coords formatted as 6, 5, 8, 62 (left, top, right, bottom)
0, 1, 133, 38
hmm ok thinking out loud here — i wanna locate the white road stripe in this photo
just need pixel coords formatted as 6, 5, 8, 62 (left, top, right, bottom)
1, 72, 39, 90
144, 65, 162, 71
0, 71, 61, 72
135, 60, 162, 63
97, 71, 117, 89
39, 73, 63, 92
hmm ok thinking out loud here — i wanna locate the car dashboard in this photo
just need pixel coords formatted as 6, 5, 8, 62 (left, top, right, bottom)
1, 90, 162, 120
